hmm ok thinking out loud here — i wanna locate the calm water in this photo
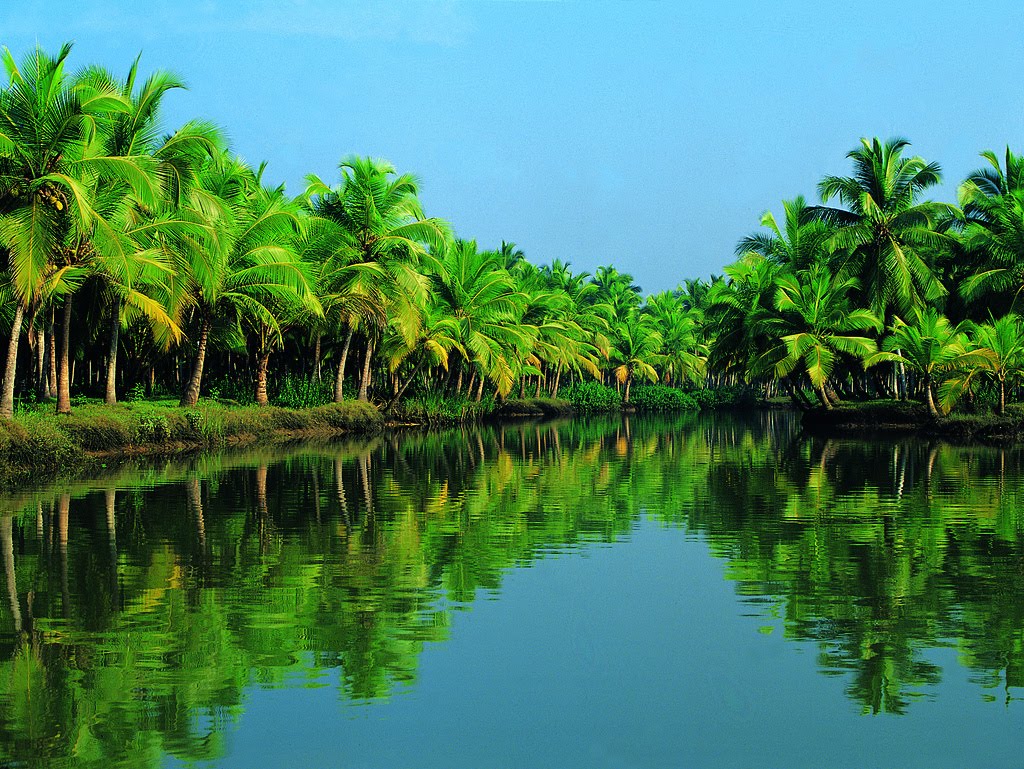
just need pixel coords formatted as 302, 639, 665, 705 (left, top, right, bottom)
1, 412, 1024, 768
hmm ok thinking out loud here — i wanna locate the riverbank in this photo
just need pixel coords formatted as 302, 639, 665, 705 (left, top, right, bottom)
0, 384, 763, 487
801, 400, 1024, 443
0, 399, 384, 487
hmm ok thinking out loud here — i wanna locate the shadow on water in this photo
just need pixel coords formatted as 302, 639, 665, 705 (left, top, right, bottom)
2, 410, 1024, 764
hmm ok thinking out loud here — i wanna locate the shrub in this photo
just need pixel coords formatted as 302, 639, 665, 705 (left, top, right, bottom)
690, 385, 760, 410
628, 384, 699, 411
561, 381, 622, 413
274, 375, 334, 410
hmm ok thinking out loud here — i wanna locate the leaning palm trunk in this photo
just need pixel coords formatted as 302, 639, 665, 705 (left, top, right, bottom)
0, 303, 25, 419
56, 299, 73, 415
104, 306, 120, 406
357, 340, 373, 401
817, 384, 833, 410
255, 349, 272, 406
924, 374, 941, 419
180, 318, 211, 407
334, 326, 354, 402
386, 356, 426, 411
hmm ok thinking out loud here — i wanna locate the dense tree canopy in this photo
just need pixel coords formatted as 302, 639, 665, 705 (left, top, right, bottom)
2, 43, 1024, 420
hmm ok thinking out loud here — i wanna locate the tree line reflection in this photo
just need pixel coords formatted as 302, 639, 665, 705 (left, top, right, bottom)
1, 412, 1024, 765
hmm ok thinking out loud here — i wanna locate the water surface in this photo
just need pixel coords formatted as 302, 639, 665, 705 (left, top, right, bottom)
1, 413, 1023, 767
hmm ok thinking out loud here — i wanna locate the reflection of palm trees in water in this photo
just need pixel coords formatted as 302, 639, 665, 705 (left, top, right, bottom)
1, 514, 21, 634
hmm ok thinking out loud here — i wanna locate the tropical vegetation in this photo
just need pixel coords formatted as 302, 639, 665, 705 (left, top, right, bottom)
4, 44, 1024, 425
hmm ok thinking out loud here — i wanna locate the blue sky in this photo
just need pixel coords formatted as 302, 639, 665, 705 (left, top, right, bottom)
4, 0, 1024, 292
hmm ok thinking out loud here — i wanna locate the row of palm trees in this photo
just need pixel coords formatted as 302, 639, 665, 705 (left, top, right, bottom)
702, 138, 1024, 417
0, 45, 707, 418
5, 44, 1024, 421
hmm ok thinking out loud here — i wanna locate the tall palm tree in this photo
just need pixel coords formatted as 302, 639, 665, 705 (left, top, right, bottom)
756, 266, 881, 408
306, 156, 450, 402
76, 57, 221, 404
737, 195, 833, 271
943, 314, 1024, 415
431, 239, 532, 398
612, 310, 663, 403
868, 307, 970, 418
957, 148, 1024, 311
813, 137, 952, 320
173, 156, 315, 407
0, 44, 136, 416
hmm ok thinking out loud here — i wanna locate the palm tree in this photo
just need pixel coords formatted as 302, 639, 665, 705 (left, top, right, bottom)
0, 44, 123, 416
306, 156, 450, 402
958, 148, 1024, 311
612, 310, 663, 403
813, 137, 952, 320
76, 57, 220, 404
705, 254, 781, 383
737, 195, 833, 271
756, 266, 881, 408
644, 291, 706, 386
380, 301, 461, 409
868, 307, 970, 418
431, 239, 532, 398
173, 156, 315, 407
943, 314, 1024, 415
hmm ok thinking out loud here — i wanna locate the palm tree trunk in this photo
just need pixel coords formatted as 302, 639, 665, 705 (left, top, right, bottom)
0, 303, 25, 419
624, 376, 632, 403
35, 326, 46, 401
552, 365, 562, 398
47, 314, 56, 399
925, 375, 940, 419
1, 515, 21, 634
817, 384, 833, 410
313, 333, 322, 383
105, 305, 120, 406
255, 348, 272, 406
56, 298, 73, 415
534, 375, 542, 398
475, 373, 486, 402
357, 339, 373, 401
334, 326, 354, 403
180, 317, 211, 407
519, 377, 526, 399
387, 356, 425, 411
999, 378, 1006, 416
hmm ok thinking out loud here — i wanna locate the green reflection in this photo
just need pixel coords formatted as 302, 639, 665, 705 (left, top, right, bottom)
1, 413, 1024, 766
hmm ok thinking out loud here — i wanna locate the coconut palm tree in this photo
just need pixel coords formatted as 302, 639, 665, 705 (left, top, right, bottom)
813, 137, 952, 320
305, 156, 450, 402
173, 156, 315, 407
431, 239, 532, 398
75, 57, 221, 404
957, 148, 1024, 311
868, 307, 971, 418
756, 266, 881, 408
612, 310, 663, 403
0, 44, 135, 416
737, 195, 834, 271
942, 314, 1024, 415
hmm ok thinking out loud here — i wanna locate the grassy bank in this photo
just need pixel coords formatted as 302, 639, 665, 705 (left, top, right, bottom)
801, 400, 1024, 443
0, 399, 383, 487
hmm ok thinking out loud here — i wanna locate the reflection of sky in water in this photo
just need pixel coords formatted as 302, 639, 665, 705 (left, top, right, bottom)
1, 412, 1023, 768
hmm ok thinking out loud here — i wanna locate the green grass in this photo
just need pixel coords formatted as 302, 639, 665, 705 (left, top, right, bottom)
0, 397, 383, 487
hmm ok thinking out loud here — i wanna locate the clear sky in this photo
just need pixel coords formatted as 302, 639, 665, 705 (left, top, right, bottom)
4, 0, 1024, 293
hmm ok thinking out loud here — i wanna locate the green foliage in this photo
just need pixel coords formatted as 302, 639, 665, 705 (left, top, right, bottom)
562, 381, 622, 413
273, 375, 334, 409
690, 386, 760, 409
628, 384, 699, 412
391, 394, 496, 423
